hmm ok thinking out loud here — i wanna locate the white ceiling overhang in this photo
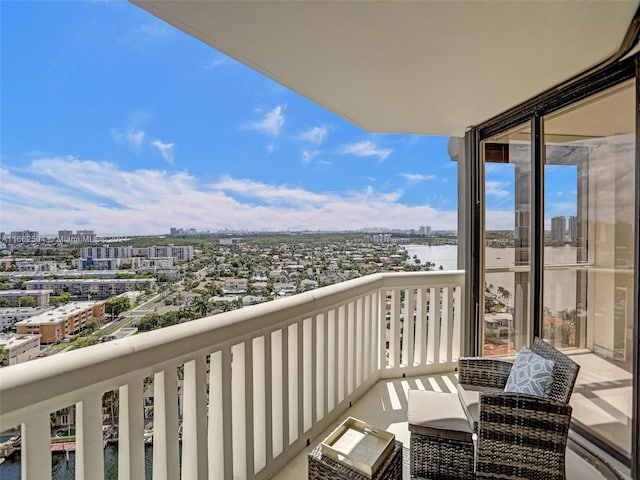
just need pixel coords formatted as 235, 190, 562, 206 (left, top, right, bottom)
131, 1, 638, 137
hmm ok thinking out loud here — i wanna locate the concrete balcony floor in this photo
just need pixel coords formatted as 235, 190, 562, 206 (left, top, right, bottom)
274, 372, 607, 480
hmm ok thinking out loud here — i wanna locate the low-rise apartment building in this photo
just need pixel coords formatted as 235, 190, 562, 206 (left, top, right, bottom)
0, 307, 49, 332
76, 256, 175, 271
0, 289, 53, 307
15, 301, 105, 343
24, 278, 156, 297
81, 244, 193, 262
14, 259, 61, 273
0, 333, 41, 365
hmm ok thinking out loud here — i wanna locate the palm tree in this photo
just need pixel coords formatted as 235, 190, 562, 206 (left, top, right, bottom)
102, 390, 119, 427
192, 294, 212, 319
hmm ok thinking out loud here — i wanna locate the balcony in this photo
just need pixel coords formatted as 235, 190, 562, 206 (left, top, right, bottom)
0, 270, 617, 479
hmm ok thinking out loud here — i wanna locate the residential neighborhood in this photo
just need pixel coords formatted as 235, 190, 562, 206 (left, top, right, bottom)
0, 227, 452, 367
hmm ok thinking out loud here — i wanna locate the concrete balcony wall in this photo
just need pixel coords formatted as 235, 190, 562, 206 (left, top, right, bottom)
0, 270, 464, 480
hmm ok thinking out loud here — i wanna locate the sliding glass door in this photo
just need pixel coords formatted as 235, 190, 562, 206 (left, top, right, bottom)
542, 80, 635, 458
480, 124, 532, 356
476, 68, 637, 465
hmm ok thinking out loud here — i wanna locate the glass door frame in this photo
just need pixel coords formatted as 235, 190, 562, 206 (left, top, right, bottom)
464, 53, 639, 474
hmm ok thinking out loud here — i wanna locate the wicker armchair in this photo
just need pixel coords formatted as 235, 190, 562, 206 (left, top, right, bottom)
458, 337, 580, 403
459, 337, 580, 480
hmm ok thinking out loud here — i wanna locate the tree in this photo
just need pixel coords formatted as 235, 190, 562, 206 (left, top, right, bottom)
18, 295, 36, 308
192, 294, 212, 318
84, 319, 101, 334
102, 390, 119, 426
137, 314, 159, 332
105, 296, 131, 318
0, 298, 9, 308
50, 292, 71, 307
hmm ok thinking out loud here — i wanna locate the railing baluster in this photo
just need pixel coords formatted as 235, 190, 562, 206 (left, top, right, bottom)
221, 347, 234, 479
355, 297, 364, 389
208, 351, 224, 480
281, 327, 290, 449
347, 302, 355, 395
239, 340, 255, 479
296, 319, 304, 443
427, 287, 438, 364
263, 335, 273, 470
391, 289, 401, 367
416, 287, 427, 365
251, 337, 266, 474
320, 312, 328, 420
119, 380, 144, 480
76, 393, 104, 480
286, 324, 298, 444
21, 411, 51, 480
336, 306, 345, 403
452, 286, 462, 360
363, 295, 371, 380
303, 317, 314, 433
406, 288, 416, 367
153, 368, 179, 480
182, 357, 208, 479
445, 286, 455, 363
232, 342, 247, 479
378, 290, 386, 370
327, 308, 337, 412
435, 288, 443, 364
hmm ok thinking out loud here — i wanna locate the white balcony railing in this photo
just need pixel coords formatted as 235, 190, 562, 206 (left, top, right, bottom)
0, 270, 465, 480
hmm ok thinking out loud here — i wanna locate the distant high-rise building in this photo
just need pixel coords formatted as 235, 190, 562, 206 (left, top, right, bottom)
58, 230, 73, 242
9, 230, 39, 243
58, 229, 96, 244
76, 230, 96, 243
418, 226, 432, 236
568, 216, 578, 242
372, 234, 392, 243
551, 216, 566, 242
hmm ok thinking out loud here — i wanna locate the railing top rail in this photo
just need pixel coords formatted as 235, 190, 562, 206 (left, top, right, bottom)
0, 270, 464, 417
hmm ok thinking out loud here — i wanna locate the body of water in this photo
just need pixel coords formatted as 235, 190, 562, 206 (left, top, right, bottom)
403, 244, 459, 270
0, 444, 153, 480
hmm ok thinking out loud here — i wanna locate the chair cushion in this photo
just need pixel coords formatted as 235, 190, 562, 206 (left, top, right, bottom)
407, 390, 473, 442
504, 346, 555, 397
456, 383, 503, 432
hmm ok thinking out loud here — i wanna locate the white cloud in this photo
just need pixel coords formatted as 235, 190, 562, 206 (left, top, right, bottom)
0, 158, 459, 234
302, 150, 320, 164
248, 106, 285, 137
296, 126, 328, 145
485, 180, 510, 200
341, 141, 391, 161
127, 129, 145, 149
203, 56, 226, 69
111, 128, 145, 150
400, 173, 436, 183
152, 140, 175, 164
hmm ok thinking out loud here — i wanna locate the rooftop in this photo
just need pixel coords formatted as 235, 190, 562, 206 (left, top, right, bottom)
15, 301, 100, 326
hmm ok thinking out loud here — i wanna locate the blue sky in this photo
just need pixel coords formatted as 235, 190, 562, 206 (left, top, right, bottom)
1, 1, 573, 236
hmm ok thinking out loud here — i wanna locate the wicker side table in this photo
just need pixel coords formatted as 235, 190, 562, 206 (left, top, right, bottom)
308, 440, 403, 480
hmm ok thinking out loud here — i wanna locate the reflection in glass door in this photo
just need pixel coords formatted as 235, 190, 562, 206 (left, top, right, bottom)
543, 80, 635, 458
481, 124, 531, 356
